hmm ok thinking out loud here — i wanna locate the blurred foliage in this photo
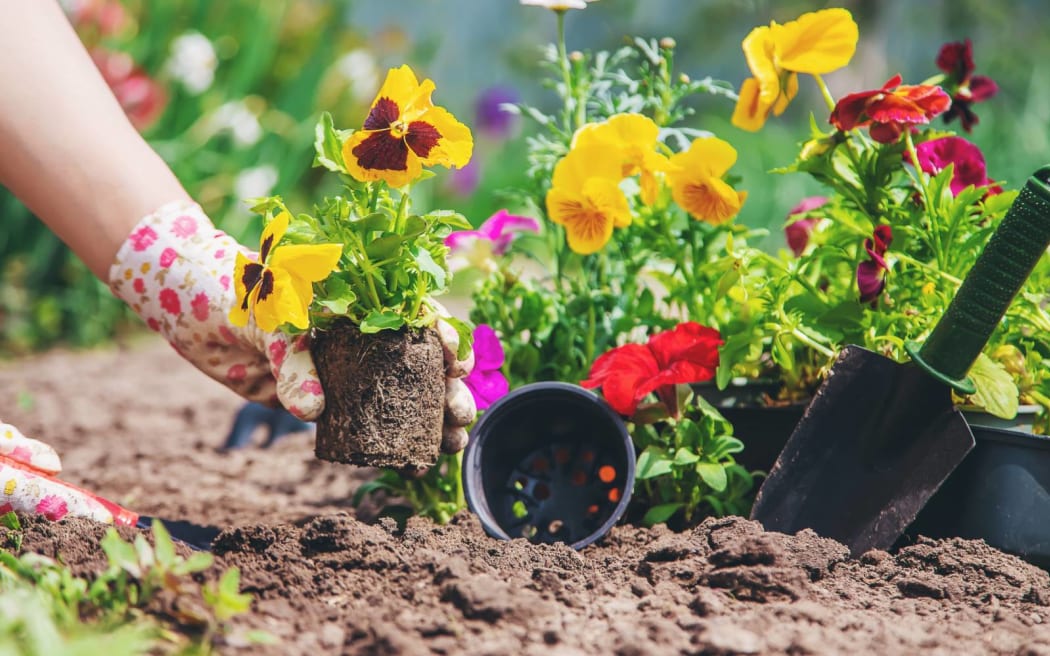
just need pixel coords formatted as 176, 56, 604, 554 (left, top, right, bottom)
3, 0, 1049, 353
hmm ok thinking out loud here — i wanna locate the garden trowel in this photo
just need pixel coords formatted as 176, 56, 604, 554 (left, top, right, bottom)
750, 166, 1050, 556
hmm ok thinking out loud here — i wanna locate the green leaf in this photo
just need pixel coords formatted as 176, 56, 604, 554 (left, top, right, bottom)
440, 314, 474, 361
642, 503, 683, 526
427, 210, 473, 231
415, 247, 447, 289
635, 446, 673, 479
101, 529, 141, 578
318, 276, 357, 315
696, 462, 728, 492
672, 448, 700, 465
314, 111, 347, 173
967, 351, 1020, 419
357, 212, 393, 233
151, 521, 175, 569
360, 310, 405, 333
365, 234, 404, 260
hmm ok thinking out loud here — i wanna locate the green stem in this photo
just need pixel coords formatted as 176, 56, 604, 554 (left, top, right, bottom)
555, 10, 574, 134
393, 188, 411, 234
788, 325, 837, 359
453, 452, 466, 511
812, 74, 837, 113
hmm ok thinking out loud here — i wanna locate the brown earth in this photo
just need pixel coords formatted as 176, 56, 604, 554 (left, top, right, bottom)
3, 336, 1050, 655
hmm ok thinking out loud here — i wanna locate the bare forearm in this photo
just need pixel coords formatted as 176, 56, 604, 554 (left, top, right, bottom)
0, 0, 189, 279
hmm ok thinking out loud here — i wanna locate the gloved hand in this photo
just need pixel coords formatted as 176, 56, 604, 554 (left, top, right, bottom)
0, 421, 135, 524
109, 201, 478, 447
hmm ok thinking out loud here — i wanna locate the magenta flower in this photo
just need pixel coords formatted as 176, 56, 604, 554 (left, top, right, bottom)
857, 225, 892, 305
936, 40, 998, 133
914, 136, 1000, 197
784, 196, 829, 256
475, 86, 520, 140
445, 209, 540, 273
464, 324, 509, 411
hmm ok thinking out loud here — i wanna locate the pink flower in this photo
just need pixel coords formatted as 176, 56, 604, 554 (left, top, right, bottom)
133, 278, 145, 294
129, 225, 158, 251
784, 196, 829, 256
146, 317, 160, 332
191, 292, 210, 321
227, 364, 247, 382
857, 225, 893, 305
445, 210, 540, 273
219, 274, 231, 290
214, 249, 225, 259
35, 495, 69, 521
269, 340, 287, 367
158, 288, 181, 315
463, 324, 509, 411
159, 247, 178, 268
913, 136, 1001, 196
171, 214, 199, 238
300, 379, 323, 395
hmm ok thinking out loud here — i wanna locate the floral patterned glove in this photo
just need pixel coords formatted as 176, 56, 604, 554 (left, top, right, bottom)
109, 201, 478, 447
0, 421, 135, 524
108, 201, 326, 420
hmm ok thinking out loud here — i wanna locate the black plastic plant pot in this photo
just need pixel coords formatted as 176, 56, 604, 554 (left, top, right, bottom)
907, 425, 1050, 570
462, 382, 636, 550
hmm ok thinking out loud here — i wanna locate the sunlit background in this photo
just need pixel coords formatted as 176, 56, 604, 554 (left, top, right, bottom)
1, 0, 1047, 353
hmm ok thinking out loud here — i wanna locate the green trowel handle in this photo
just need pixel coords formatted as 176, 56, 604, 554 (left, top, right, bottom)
906, 166, 1050, 393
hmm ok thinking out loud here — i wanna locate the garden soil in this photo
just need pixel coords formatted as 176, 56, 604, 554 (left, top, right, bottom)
3, 336, 1050, 655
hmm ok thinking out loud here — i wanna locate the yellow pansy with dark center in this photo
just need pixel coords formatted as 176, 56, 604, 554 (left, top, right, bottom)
229, 211, 342, 333
343, 65, 473, 188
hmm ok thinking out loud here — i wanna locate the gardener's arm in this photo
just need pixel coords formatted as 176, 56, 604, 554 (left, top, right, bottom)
0, 0, 189, 280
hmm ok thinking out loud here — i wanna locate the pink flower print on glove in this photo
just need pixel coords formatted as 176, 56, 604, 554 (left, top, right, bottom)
108, 201, 327, 420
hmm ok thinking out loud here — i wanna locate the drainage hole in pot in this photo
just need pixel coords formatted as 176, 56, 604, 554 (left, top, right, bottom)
511, 500, 529, 519
548, 520, 564, 535
522, 525, 538, 539
571, 470, 587, 486
534, 483, 551, 501
608, 488, 621, 503
598, 465, 616, 483
554, 447, 571, 465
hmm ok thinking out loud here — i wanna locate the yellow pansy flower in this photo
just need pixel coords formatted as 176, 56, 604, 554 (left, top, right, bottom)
667, 137, 747, 225
546, 144, 631, 254
732, 8, 858, 131
229, 211, 343, 333
343, 65, 474, 188
573, 114, 670, 206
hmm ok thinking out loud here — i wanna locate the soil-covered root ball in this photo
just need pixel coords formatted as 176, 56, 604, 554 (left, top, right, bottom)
311, 320, 444, 469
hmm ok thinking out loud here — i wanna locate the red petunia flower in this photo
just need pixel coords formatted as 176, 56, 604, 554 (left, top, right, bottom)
830, 74, 951, 144
581, 322, 723, 418
857, 225, 892, 305
936, 40, 998, 133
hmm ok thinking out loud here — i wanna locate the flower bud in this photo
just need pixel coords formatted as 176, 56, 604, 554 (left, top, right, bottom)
569, 51, 584, 63
659, 37, 676, 50
992, 344, 1028, 377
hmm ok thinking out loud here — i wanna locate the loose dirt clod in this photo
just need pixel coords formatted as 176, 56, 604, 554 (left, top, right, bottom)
311, 321, 444, 469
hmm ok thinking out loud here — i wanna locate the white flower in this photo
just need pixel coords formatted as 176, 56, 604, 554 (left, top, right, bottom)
234, 165, 279, 203
336, 49, 379, 99
208, 101, 262, 147
166, 32, 217, 94
520, 0, 597, 9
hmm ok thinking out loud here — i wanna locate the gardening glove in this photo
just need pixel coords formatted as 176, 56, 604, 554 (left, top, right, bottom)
108, 201, 326, 420
0, 421, 136, 524
434, 308, 477, 453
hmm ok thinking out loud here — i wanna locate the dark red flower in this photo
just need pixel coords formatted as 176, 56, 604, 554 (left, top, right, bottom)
857, 225, 892, 305
581, 322, 722, 417
784, 196, 829, 256
830, 75, 951, 144
936, 40, 998, 132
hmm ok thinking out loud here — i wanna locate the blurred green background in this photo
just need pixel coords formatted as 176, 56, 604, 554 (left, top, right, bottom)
1, 0, 1047, 353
